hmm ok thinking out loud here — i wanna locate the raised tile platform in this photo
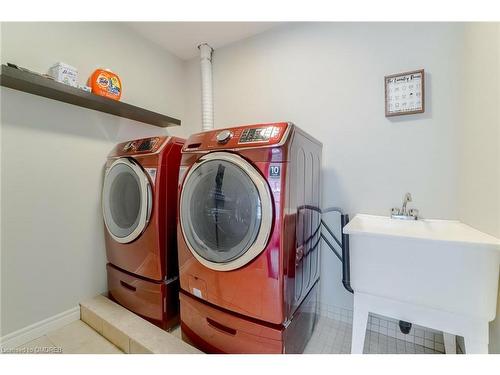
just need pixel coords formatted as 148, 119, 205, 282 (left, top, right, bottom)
80, 295, 202, 354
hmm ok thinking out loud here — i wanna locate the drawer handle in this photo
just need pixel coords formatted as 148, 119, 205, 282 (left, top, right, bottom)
206, 318, 236, 336
120, 280, 136, 292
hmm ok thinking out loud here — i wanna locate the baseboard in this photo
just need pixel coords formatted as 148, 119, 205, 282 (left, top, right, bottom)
0, 306, 80, 349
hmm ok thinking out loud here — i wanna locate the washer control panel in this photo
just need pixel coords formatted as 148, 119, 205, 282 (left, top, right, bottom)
239, 126, 281, 143
121, 137, 161, 153
182, 122, 289, 152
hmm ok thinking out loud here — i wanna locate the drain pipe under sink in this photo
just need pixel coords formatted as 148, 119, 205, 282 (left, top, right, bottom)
198, 43, 214, 131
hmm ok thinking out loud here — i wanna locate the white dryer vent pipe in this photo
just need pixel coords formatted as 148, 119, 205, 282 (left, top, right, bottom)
198, 43, 214, 131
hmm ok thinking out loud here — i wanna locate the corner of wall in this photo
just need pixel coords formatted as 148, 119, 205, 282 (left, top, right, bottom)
459, 22, 500, 355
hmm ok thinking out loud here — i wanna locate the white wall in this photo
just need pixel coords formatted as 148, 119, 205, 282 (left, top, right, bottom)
459, 23, 500, 239
458, 23, 500, 353
0, 22, 190, 336
0, 21, 4, 338
184, 22, 465, 312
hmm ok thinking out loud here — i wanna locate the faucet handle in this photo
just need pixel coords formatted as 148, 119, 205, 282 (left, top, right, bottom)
404, 192, 412, 202
391, 207, 400, 216
409, 208, 419, 219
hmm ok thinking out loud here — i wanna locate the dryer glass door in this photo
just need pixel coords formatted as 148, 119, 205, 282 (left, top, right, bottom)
102, 158, 152, 244
180, 152, 273, 271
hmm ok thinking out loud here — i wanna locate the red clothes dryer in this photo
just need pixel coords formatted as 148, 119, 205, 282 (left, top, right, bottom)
177, 122, 322, 353
102, 136, 184, 330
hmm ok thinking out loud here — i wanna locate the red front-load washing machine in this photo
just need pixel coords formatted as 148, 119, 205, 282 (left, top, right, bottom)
177, 122, 322, 353
102, 136, 184, 330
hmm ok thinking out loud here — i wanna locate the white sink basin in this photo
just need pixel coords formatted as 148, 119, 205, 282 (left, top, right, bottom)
343, 214, 500, 321
344, 214, 500, 246
343, 214, 500, 354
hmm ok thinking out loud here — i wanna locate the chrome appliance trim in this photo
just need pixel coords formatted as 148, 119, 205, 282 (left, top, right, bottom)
180, 151, 273, 271
102, 157, 152, 244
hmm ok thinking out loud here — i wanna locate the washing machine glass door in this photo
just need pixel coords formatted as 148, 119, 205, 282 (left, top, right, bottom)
180, 152, 273, 271
102, 157, 153, 243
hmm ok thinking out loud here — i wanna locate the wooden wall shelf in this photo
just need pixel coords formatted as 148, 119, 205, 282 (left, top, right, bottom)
0, 64, 181, 128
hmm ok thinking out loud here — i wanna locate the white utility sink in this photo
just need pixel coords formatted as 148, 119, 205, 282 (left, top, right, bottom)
343, 214, 500, 354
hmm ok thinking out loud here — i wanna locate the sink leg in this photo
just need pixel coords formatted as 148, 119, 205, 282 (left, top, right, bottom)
443, 333, 456, 354
464, 322, 489, 354
465, 338, 489, 354
351, 295, 369, 354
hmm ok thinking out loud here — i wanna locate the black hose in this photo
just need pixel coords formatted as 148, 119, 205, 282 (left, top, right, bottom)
320, 209, 353, 294
341, 214, 353, 293
295, 205, 353, 294
321, 219, 342, 248
320, 233, 342, 261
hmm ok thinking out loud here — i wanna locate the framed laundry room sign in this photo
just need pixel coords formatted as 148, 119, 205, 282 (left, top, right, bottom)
385, 69, 425, 117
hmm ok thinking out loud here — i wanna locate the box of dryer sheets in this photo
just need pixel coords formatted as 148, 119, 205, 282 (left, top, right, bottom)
48, 62, 78, 87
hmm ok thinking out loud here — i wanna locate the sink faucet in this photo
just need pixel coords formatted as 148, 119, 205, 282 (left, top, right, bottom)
401, 192, 412, 215
391, 192, 419, 220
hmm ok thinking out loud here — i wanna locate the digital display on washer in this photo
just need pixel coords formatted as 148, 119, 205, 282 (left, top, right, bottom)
239, 127, 279, 143
137, 138, 158, 151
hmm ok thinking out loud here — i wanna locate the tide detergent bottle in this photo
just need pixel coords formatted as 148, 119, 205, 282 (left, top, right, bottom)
88, 68, 122, 101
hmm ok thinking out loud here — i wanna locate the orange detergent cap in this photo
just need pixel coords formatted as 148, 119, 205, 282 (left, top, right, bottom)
88, 68, 122, 101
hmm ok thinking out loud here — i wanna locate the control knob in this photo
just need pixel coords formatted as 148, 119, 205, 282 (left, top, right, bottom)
216, 130, 233, 144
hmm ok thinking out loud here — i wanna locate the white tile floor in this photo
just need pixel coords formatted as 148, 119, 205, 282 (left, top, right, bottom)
303, 315, 443, 354
13, 315, 445, 354
15, 320, 122, 354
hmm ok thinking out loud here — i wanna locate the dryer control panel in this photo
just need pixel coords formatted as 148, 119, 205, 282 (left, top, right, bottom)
183, 122, 289, 152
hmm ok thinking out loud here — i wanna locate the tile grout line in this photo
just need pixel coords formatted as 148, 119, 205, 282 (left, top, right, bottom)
319, 302, 446, 352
